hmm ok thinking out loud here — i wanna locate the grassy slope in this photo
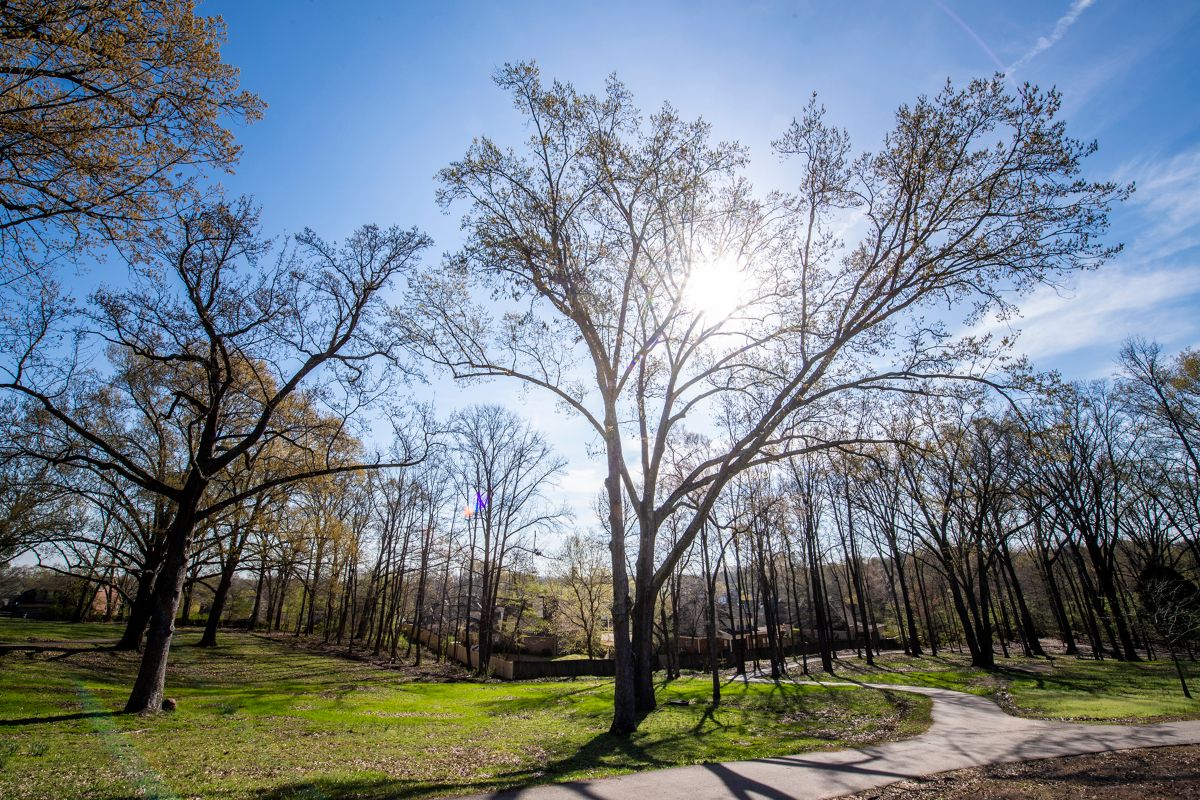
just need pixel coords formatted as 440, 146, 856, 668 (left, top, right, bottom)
795, 650, 1200, 722
0, 619, 120, 643
0, 620, 929, 800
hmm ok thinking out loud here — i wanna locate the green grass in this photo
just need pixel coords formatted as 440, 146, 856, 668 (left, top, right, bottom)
0, 620, 930, 800
789, 649, 1200, 722
999, 657, 1200, 722
0, 618, 121, 643
799, 652, 993, 695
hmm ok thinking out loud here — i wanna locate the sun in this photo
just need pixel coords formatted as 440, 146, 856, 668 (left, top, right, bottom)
685, 254, 747, 320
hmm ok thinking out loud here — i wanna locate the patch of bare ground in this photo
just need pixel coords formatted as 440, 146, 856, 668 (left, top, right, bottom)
845, 744, 1200, 799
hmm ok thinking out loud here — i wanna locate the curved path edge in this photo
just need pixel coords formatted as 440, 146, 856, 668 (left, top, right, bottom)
454, 682, 1200, 800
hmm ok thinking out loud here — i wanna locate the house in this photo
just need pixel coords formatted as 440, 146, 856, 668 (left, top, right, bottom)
3, 587, 121, 620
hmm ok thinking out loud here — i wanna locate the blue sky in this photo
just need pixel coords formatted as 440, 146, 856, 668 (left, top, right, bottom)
202, 0, 1200, 523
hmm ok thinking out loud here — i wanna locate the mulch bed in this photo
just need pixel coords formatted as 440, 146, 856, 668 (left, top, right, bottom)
847, 745, 1200, 799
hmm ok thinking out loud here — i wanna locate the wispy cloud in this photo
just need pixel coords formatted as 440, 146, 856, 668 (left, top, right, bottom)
1007, 0, 1096, 75
1119, 146, 1200, 261
973, 264, 1200, 362
964, 143, 1200, 373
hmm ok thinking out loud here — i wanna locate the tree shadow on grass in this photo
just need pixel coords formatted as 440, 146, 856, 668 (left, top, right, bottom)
472, 682, 610, 716
689, 703, 727, 734
0, 710, 118, 727
250, 726, 675, 800
0, 644, 116, 658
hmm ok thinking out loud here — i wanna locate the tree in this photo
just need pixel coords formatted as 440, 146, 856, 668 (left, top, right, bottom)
1026, 382, 1142, 660
1120, 339, 1200, 478
1119, 339, 1200, 564
451, 404, 564, 674
1137, 564, 1200, 698
410, 63, 1126, 733
556, 532, 611, 659
1, 197, 430, 712
0, 0, 263, 275
0, 452, 80, 564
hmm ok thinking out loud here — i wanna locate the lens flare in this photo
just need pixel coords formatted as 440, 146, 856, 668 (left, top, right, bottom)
685, 255, 746, 320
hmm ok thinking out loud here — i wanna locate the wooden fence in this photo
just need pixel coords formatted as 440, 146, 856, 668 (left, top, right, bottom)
399, 623, 615, 679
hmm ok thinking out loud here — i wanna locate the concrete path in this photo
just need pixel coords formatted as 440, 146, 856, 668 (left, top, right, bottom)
456, 683, 1200, 800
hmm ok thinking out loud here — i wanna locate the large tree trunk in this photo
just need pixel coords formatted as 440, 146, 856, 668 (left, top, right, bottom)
631, 584, 658, 715
124, 488, 203, 714
968, 545, 995, 669
606, 422, 637, 736
629, 499, 660, 716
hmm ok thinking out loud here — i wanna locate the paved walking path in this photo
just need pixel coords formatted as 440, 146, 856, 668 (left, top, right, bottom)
457, 682, 1200, 800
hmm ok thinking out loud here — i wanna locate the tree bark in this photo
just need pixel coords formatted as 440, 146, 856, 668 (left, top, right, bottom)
124, 487, 203, 714
606, 419, 637, 735
198, 519, 252, 648
115, 566, 157, 652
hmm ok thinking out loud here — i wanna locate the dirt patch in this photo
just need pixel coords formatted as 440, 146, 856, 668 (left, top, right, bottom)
999, 663, 1053, 675
844, 744, 1200, 799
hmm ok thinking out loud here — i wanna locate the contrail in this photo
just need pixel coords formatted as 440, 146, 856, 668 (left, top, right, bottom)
1007, 0, 1097, 75
933, 0, 1007, 74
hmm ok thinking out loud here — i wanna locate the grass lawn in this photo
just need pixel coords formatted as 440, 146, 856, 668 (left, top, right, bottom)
0, 619, 930, 800
798, 652, 993, 694
0, 618, 121, 643
790, 649, 1200, 722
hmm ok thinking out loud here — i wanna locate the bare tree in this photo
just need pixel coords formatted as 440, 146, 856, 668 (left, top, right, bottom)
0, 197, 430, 712
408, 63, 1125, 732
556, 532, 611, 659
451, 404, 564, 674
0, 452, 81, 565
1137, 564, 1200, 698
